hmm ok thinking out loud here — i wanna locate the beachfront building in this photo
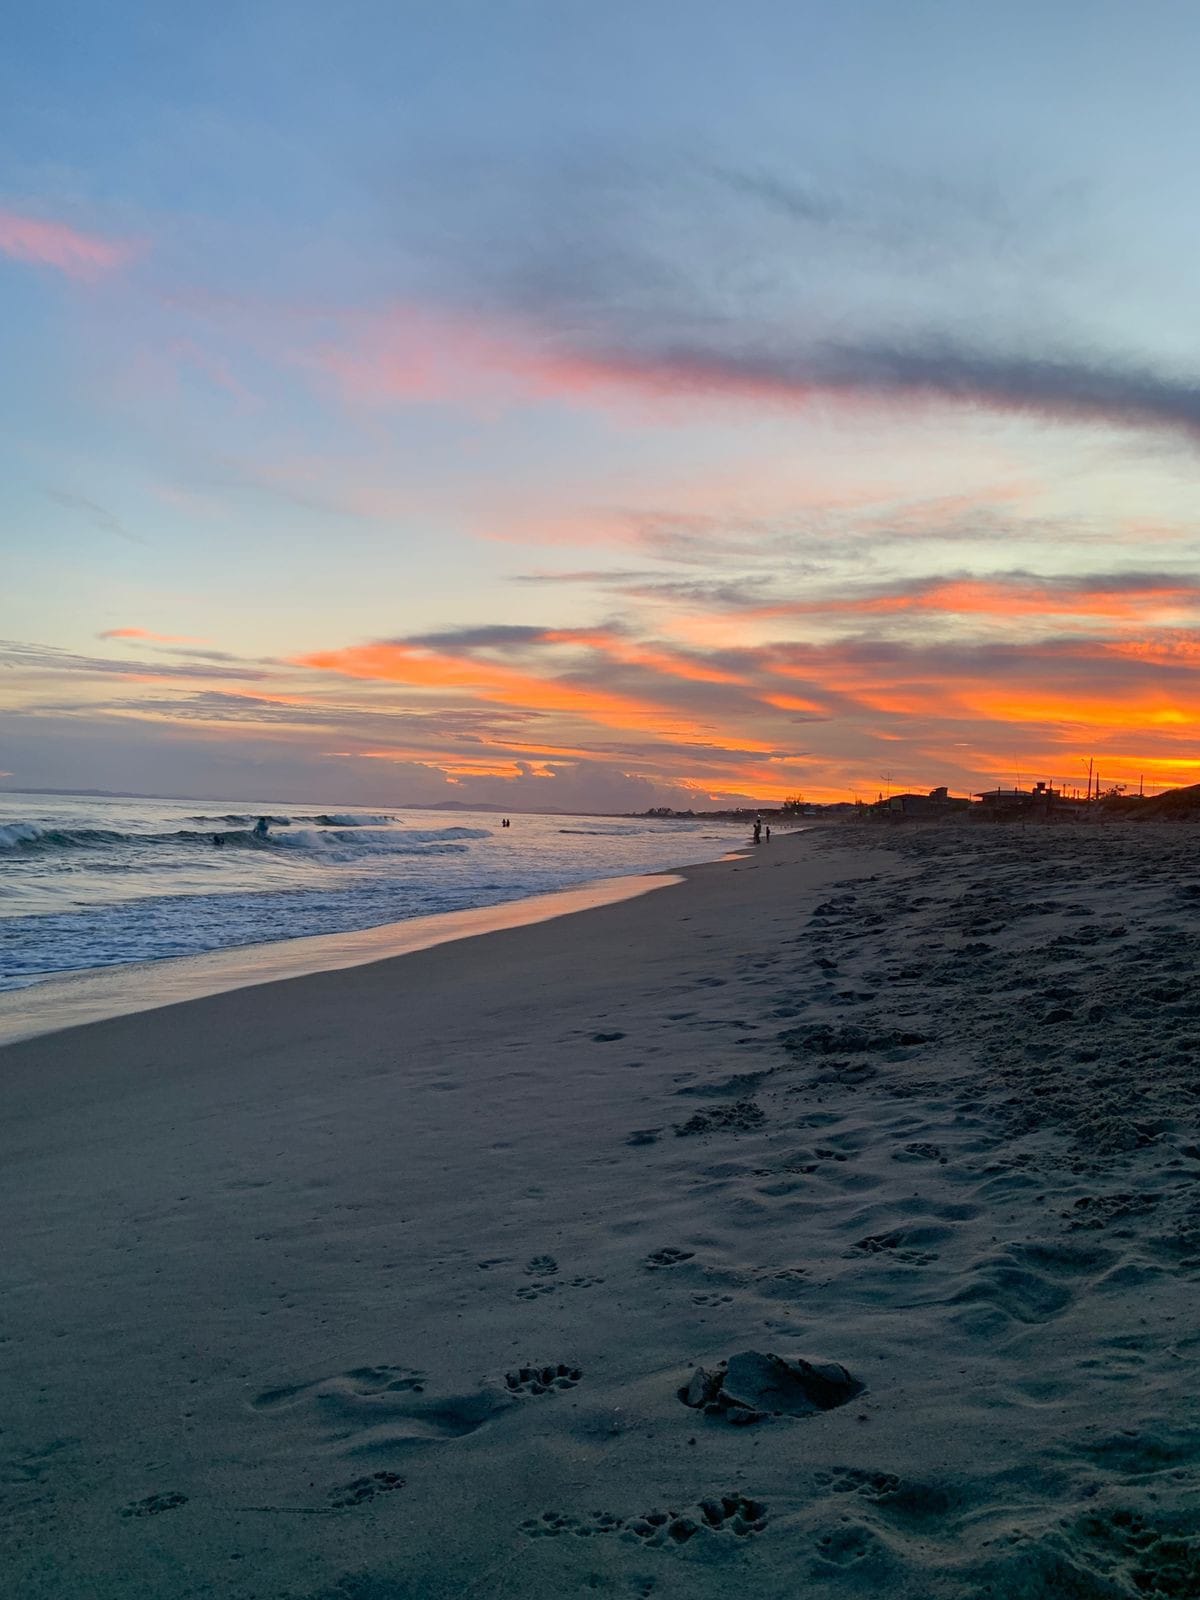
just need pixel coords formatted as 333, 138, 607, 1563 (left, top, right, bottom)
973, 781, 1071, 811
881, 786, 970, 817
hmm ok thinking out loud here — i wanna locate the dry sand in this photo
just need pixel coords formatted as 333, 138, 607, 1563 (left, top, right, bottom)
1, 824, 1198, 1599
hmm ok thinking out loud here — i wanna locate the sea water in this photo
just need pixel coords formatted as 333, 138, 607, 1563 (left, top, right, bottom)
0, 793, 745, 990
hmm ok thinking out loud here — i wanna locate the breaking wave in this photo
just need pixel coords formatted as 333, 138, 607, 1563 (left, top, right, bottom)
299, 813, 396, 827
0, 819, 490, 856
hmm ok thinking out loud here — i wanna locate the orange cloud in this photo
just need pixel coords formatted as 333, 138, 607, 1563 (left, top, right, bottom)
0, 210, 138, 278
958, 687, 1199, 730
292, 618, 1200, 804
540, 629, 747, 686
743, 577, 1200, 626
297, 640, 682, 734
760, 692, 828, 714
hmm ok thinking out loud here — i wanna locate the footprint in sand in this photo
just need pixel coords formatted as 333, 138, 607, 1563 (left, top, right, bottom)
250, 1364, 513, 1440
252, 1366, 426, 1410
644, 1247, 695, 1269
815, 1467, 964, 1526
517, 1268, 600, 1297
816, 1467, 900, 1499
524, 1254, 559, 1276
892, 1142, 946, 1163
812, 1521, 878, 1567
674, 1101, 766, 1137
504, 1363, 582, 1396
520, 1493, 767, 1546
328, 1470, 404, 1509
850, 1233, 939, 1266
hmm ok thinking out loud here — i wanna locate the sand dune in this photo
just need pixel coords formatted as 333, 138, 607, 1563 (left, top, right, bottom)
1, 824, 1197, 1597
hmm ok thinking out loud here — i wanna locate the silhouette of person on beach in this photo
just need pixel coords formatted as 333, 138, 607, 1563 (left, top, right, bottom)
253, 816, 269, 839
753, 818, 762, 844
765, 824, 771, 841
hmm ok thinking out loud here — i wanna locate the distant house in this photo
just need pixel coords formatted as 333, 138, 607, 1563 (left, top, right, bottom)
973, 781, 1065, 809
974, 787, 1033, 808
882, 786, 969, 817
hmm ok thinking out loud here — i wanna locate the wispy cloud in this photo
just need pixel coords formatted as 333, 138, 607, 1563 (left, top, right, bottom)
311, 154, 1200, 448
595, 337, 1200, 445
0, 209, 139, 279
99, 627, 205, 644
299, 297, 1200, 449
2, 640, 267, 684
45, 490, 145, 547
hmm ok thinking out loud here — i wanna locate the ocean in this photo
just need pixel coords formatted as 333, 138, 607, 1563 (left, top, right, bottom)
0, 793, 747, 991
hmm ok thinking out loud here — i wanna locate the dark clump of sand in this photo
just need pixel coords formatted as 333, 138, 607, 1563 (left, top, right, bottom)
1, 823, 1198, 1598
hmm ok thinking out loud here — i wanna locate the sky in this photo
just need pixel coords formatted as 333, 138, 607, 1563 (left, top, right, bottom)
5, 1, 1200, 809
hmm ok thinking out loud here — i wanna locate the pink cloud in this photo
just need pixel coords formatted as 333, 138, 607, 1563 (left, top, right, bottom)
99, 627, 202, 644
0, 209, 139, 279
298, 300, 1200, 450
303, 305, 677, 417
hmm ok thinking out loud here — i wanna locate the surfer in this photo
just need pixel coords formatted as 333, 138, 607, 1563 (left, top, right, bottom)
212, 833, 225, 848
253, 816, 269, 839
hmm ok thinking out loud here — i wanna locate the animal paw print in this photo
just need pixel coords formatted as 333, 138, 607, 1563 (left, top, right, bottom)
119, 1491, 187, 1518
644, 1247, 695, 1269
505, 1363, 582, 1396
521, 1509, 611, 1539
625, 1509, 705, 1545
525, 1255, 559, 1276
329, 1471, 404, 1509
520, 1495, 767, 1547
816, 1467, 900, 1500
813, 1522, 874, 1565
570, 1274, 604, 1288
691, 1292, 733, 1306
696, 1494, 768, 1536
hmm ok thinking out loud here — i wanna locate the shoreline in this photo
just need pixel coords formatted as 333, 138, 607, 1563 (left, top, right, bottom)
2, 822, 1196, 1599
0, 799, 756, 1024
0, 865, 689, 1048
0, 826, 799, 1047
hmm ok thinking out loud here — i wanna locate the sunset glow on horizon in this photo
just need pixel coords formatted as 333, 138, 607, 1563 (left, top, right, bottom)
6, 5, 1200, 809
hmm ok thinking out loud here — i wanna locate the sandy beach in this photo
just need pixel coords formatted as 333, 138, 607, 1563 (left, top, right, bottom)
2, 823, 1198, 1599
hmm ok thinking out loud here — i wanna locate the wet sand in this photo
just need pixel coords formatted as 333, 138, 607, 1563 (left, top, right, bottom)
1, 823, 1197, 1598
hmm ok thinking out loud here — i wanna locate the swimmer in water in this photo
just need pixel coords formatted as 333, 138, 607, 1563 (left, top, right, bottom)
212, 833, 225, 847
253, 816, 269, 839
